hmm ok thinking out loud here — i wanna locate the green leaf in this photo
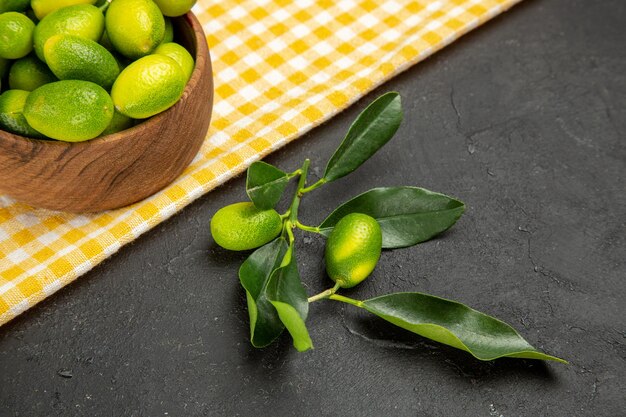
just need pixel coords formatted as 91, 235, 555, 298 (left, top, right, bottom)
238, 238, 288, 347
360, 292, 567, 363
266, 248, 313, 352
323, 92, 402, 182
319, 186, 465, 248
246, 161, 290, 209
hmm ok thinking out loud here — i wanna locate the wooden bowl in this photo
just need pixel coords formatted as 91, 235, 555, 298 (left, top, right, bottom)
0, 12, 213, 213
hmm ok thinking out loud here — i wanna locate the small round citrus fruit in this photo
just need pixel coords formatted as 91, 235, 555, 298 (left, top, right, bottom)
154, 42, 194, 82
105, 0, 165, 59
153, 0, 196, 17
0, 12, 35, 59
8, 54, 57, 91
0, 0, 30, 13
0, 89, 44, 138
99, 30, 114, 51
100, 110, 134, 136
211, 202, 283, 251
44, 34, 120, 89
33, 4, 105, 62
162, 17, 174, 44
25, 9, 40, 25
24, 80, 114, 142
111, 54, 186, 119
31, 0, 97, 20
0, 57, 9, 78
325, 213, 382, 288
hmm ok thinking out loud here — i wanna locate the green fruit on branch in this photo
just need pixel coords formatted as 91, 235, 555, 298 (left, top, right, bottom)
325, 213, 382, 288
211, 202, 282, 251
210, 92, 566, 363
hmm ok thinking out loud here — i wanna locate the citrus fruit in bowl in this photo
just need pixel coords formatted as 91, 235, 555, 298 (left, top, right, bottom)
0, 12, 213, 212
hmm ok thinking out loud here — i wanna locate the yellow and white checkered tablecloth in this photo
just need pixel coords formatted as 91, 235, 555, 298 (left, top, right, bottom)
0, 0, 521, 326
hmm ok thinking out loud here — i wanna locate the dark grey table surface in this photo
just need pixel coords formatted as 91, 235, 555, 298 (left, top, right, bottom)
1, 0, 625, 415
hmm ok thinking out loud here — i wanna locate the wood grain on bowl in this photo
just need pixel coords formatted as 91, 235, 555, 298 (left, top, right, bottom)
0, 12, 213, 213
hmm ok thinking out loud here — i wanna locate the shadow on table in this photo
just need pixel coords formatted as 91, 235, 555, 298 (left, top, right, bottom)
233, 298, 559, 385
350, 313, 558, 382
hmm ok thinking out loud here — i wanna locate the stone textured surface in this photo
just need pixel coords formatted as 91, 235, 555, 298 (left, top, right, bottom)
1, 0, 624, 415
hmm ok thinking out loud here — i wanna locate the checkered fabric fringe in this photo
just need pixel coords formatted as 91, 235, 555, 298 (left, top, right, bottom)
0, 0, 521, 325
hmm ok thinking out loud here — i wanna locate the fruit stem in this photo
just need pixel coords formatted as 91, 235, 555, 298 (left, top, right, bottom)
328, 294, 365, 308
98, 1, 111, 12
307, 283, 341, 303
300, 178, 326, 194
294, 221, 321, 234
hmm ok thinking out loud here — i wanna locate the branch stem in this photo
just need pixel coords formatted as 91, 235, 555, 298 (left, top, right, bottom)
300, 178, 326, 194
288, 159, 310, 224
287, 169, 302, 179
329, 294, 365, 308
295, 221, 321, 234
307, 283, 341, 303
285, 223, 295, 245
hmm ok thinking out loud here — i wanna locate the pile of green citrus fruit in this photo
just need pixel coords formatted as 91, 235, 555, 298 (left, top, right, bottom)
0, 0, 197, 142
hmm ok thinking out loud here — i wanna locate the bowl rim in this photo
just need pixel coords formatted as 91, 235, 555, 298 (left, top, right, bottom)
0, 12, 207, 148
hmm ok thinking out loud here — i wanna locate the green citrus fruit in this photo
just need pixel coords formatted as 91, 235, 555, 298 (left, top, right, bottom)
24, 80, 114, 142
33, 4, 105, 62
31, 0, 97, 20
105, 0, 165, 59
0, 57, 9, 78
154, 42, 194, 82
44, 34, 120, 89
325, 213, 382, 288
153, 0, 196, 17
0, 12, 35, 59
111, 54, 185, 119
8, 54, 57, 91
0, 0, 30, 13
100, 110, 134, 136
113, 54, 130, 72
162, 17, 174, 44
98, 33, 130, 72
99, 30, 114, 51
0, 89, 44, 138
211, 202, 283, 251
25, 9, 40, 25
